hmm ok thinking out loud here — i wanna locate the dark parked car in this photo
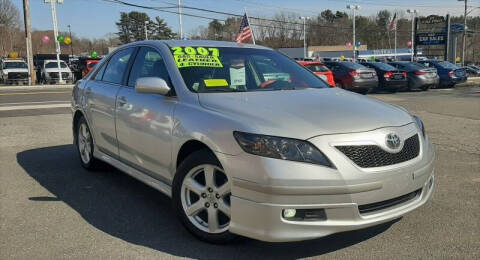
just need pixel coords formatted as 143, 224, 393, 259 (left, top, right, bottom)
464, 66, 480, 76
323, 61, 378, 94
417, 60, 467, 88
388, 61, 439, 91
360, 62, 408, 92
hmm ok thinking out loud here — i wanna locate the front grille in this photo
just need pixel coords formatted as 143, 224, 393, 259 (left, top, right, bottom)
62, 72, 70, 78
336, 134, 420, 168
8, 72, 28, 79
49, 72, 59, 78
358, 189, 422, 214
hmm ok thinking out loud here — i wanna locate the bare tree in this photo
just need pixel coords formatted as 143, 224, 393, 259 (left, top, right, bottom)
0, 0, 21, 55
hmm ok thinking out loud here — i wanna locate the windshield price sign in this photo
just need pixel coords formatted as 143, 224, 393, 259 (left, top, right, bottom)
416, 32, 446, 46
171, 46, 223, 68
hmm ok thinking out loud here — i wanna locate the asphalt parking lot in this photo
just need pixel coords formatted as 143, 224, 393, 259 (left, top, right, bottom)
0, 85, 479, 259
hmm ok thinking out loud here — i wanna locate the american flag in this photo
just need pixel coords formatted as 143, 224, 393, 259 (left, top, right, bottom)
388, 13, 397, 31
236, 13, 253, 43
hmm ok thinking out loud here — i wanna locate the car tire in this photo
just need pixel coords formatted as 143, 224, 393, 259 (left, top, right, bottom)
358, 89, 369, 95
421, 85, 430, 91
75, 116, 100, 170
172, 149, 237, 244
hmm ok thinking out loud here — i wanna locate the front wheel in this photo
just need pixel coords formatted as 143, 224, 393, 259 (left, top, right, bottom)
172, 149, 236, 244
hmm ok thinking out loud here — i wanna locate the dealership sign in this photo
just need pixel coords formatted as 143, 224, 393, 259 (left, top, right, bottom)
416, 32, 446, 45
420, 15, 445, 25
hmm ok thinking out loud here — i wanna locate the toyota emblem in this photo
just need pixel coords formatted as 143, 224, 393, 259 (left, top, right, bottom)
386, 133, 402, 150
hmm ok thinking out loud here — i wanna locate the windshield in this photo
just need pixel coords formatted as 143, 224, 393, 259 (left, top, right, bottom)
4, 62, 27, 69
45, 61, 67, 69
170, 46, 329, 93
437, 61, 459, 70
306, 64, 329, 72
371, 62, 396, 71
342, 62, 366, 70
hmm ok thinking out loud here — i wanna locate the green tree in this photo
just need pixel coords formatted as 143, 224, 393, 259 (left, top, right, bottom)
116, 11, 175, 43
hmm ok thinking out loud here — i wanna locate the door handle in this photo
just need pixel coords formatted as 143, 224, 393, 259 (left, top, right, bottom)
117, 96, 127, 107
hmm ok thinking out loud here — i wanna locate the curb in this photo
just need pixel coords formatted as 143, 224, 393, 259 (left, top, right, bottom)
0, 84, 74, 91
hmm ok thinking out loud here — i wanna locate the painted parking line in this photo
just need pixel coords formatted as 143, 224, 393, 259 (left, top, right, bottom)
0, 101, 68, 106
0, 91, 71, 96
0, 103, 70, 111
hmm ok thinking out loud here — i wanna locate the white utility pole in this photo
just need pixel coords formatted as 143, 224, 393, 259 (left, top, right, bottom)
178, 0, 183, 39
22, 0, 36, 85
300, 17, 310, 58
144, 21, 149, 40
347, 5, 360, 62
45, 0, 64, 83
407, 9, 418, 62
460, 0, 467, 66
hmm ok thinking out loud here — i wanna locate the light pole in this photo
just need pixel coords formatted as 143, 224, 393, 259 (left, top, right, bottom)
458, 0, 467, 66
407, 9, 418, 62
347, 5, 360, 62
45, 0, 64, 83
67, 24, 73, 56
178, 0, 183, 39
300, 16, 310, 58
144, 21, 149, 40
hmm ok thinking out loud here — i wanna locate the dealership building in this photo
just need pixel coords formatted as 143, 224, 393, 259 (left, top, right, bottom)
278, 45, 423, 61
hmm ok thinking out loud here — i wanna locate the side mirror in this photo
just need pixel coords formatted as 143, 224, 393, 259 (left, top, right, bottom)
135, 77, 171, 95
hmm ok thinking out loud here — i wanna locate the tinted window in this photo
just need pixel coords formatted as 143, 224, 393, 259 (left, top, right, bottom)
437, 61, 459, 70
94, 62, 107, 81
4, 62, 28, 69
102, 48, 134, 84
341, 62, 365, 70
45, 61, 67, 69
306, 64, 329, 72
371, 62, 396, 71
129, 47, 169, 87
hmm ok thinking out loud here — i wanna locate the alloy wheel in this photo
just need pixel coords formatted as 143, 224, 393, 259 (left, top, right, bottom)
180, 164, 231, 234
78, 122, 92, 164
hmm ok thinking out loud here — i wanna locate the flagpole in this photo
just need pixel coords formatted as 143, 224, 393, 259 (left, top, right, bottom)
394, 27, 397, 61
244, 7, 256, 45
394, 13, 397, 61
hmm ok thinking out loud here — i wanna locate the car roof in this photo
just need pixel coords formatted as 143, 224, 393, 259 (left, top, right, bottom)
120, 40, 272, 50
297, 61, 325, 66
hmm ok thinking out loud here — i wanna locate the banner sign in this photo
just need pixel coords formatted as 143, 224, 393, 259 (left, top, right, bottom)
416, 32, 446, 46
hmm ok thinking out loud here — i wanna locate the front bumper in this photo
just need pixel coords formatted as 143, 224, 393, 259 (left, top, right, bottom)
217, 124, 435, 242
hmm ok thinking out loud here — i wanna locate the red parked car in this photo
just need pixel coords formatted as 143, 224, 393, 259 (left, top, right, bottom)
82, 59, 100, 77
297, 61, 336, 86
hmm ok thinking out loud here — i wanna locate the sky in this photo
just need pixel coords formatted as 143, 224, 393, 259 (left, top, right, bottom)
12, 0, 480, 39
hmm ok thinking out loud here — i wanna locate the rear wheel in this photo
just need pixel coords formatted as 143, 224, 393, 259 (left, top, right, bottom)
75, 117, 100, 170
173, 149, 236, 244
357, 89, 369, 95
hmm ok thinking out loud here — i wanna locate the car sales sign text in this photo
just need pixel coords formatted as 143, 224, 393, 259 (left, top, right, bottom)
416, 33, 446, 46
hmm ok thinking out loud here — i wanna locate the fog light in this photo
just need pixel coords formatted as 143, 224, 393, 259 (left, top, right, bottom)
282, 209, 296, 218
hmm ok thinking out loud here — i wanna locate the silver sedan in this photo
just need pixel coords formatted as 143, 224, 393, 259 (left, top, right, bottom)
72, 40, 435, 243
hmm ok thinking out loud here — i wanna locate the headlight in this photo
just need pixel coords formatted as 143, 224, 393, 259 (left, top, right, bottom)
412, 115, 425, 137
233, 131, 334, 167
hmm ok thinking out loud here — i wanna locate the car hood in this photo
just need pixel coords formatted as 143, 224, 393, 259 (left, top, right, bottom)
44, 68, 71, 73
2, 68, 28, 73
198, 88, 413, 139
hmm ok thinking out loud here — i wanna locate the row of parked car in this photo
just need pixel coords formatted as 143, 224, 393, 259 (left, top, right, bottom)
0, 56, 101, 85
297, 59, 469, 94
